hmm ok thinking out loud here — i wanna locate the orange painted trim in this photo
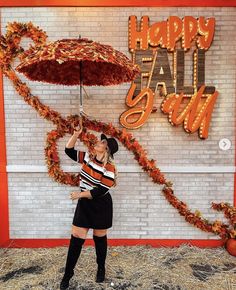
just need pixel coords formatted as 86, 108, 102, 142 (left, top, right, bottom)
234, 10, 236, 207
0, 10, 10, 247
0, 0, 236, 7
234, 55, 236, 210
234, 174, 236, 206
0, 239, 225, 248
235, 142, 236, 206
235, 177, 236, 206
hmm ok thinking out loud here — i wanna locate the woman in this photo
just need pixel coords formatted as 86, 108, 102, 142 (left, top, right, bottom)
60, 123, 119, 290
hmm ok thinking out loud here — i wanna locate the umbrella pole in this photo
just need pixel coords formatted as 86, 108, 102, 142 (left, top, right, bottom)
80, 62, 83, 116
79, 34, 83, 118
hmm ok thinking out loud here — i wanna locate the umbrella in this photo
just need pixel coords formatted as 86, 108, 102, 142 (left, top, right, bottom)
16, 36, 140, 116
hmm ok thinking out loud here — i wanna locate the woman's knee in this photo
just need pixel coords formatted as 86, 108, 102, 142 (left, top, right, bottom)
93, 229, 107, 237
71, 225, 89, 239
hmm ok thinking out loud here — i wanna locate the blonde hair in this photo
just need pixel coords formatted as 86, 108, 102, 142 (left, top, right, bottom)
88, 147, 118, 187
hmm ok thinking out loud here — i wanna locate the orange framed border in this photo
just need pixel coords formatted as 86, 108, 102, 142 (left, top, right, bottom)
0, 239, 225, 248
0, 0, 236, 7
0, 1, 235, 248
0, 9, 10, 247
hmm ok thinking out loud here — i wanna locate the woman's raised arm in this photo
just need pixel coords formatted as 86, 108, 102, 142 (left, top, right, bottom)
65, 120, 84, 162
66, 120, 83, 148
65, 133, 78, 149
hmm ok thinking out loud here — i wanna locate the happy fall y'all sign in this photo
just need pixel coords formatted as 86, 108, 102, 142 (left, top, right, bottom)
119, 16, 218, 139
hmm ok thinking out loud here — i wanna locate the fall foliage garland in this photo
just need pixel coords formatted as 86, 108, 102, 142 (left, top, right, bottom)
0, 21, 236, 241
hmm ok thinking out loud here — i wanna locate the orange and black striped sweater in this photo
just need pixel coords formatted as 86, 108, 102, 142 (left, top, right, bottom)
65, 147, 115, 199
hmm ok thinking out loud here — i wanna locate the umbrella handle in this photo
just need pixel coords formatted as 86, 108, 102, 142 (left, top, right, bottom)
78, 115, 83, 132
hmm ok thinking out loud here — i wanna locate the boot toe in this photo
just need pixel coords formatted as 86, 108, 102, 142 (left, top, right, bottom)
60, 280, 69, 290
95, 266, 105, 283
96, 276, 105, 283
60, 271, 74, 289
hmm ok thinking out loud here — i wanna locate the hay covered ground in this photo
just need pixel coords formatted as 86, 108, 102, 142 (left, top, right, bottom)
0, 243, 236, 290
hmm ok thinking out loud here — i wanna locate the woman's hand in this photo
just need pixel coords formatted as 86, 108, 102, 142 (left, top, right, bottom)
70, 191, 92, 200
70, 191, 81, 200
73, 117, 83, 138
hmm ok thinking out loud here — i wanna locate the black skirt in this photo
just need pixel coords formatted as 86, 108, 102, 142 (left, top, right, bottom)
72, 191, 113, 229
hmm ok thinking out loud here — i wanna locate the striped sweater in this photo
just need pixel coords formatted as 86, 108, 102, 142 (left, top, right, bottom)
65, 147, 115, 199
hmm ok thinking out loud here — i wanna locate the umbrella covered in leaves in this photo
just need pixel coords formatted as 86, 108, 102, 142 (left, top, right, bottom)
16, 38, 140, 85
16, 37, 140, 116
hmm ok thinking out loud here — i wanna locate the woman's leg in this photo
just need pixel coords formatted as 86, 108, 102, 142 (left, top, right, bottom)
72, 225, 89, 239
93, 229, 108, 282
93, 229, 107, 237
60, 226, 89, 289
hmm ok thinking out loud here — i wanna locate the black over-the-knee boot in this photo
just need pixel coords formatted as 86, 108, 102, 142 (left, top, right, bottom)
93, 234, 107, 282
60, 234, 85, 290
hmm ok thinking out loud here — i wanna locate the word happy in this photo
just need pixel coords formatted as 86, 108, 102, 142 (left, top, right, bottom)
128, 15, 215, 51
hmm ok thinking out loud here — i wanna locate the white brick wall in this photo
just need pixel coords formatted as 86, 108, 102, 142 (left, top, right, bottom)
1, 7, 236, 239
